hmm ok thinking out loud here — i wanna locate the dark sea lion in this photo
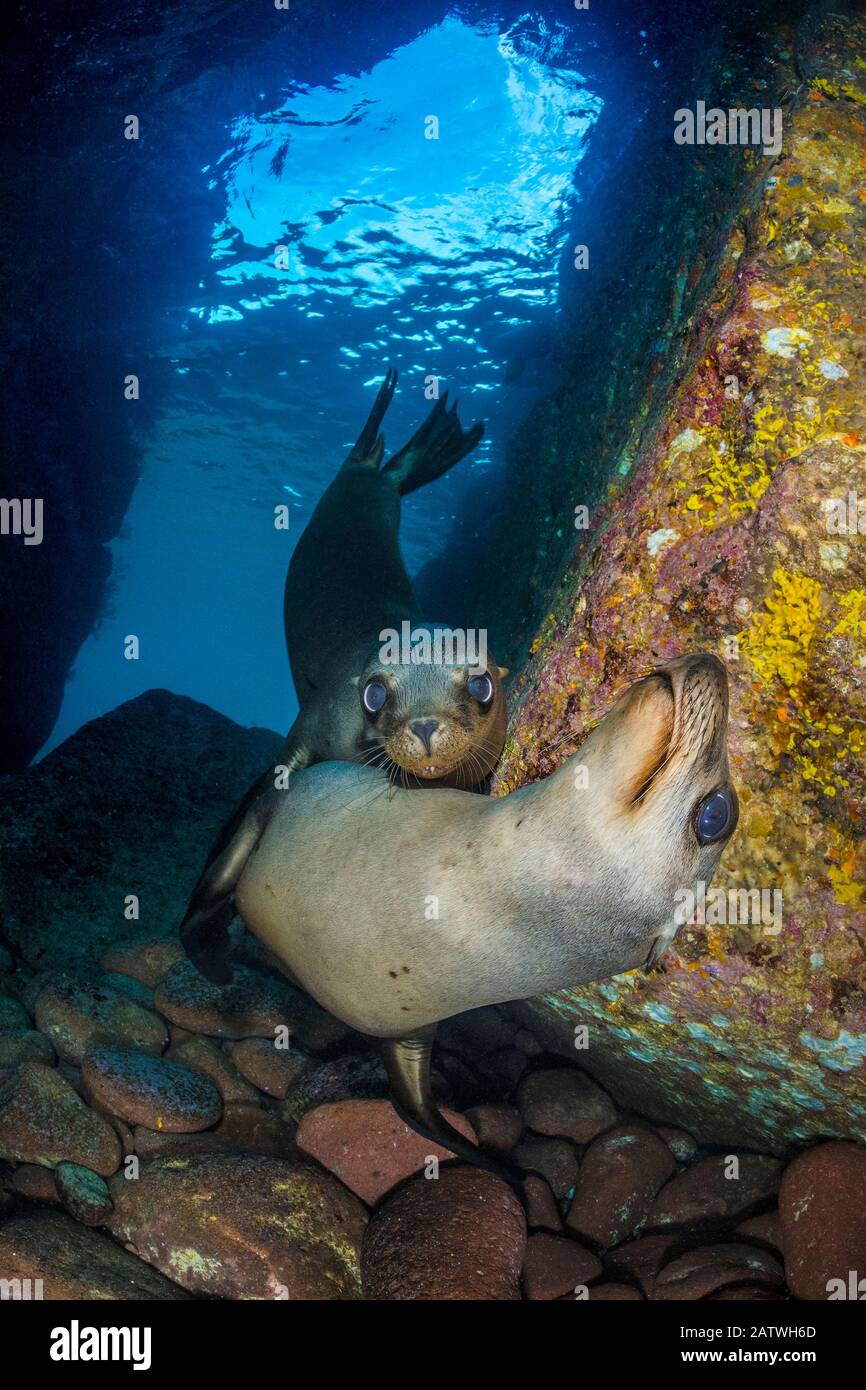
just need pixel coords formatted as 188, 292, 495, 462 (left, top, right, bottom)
231, 653, 739, 1180
283, 369, 508, 787
180, 370, 506, 981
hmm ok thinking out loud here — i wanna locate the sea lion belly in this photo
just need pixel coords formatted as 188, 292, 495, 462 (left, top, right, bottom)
234, 766, 508, 1036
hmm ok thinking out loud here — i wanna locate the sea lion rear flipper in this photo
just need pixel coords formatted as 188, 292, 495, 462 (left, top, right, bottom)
343, 367, 398, 467
382, 392, 484, 495
180, 747, 306, 984
381, 1025, 521, 1187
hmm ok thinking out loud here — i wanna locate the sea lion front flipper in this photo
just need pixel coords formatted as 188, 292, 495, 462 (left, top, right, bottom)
180, 743, 308, 984
382, 391, 484, 495
381, 1026, 521, 1187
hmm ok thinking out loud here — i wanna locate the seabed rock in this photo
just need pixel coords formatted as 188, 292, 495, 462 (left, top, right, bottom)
0, 1210, 191, 1299
109, 1152, 367, 1300
0, 1062, 121, 1175
296, 1097, 477, 1205
362, 1166, 526, 1301
0, 689, 282, 976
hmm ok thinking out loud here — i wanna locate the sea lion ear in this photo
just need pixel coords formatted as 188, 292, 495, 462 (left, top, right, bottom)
349, 676, 360, 687
497, 666, 509, 679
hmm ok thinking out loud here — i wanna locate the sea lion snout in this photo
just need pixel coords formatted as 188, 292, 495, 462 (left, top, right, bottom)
658, 650, 729, 769
409, 718, 439, 754
581, 651, 733, 818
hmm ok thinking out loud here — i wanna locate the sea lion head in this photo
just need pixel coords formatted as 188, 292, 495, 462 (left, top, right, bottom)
354, 623, 508, 786
575, 652, 738, 952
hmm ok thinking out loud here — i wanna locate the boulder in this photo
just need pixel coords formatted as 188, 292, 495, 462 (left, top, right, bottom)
513, 1134, 579, 1200
282, 1053, 391, 1123
154, 960, 344, 1051
0, 1210, 190, 1299
647, 1153, 781, 1230
0, 1062, 121, 1175
167, 1036, 262, 1104
0, 690, 281, 976
296, 1098, 477, 1205
101, 936, 185, 988
779, 1141, 866, 1300
522, 1231, 602, 1300
516, 1067, 616, 1145
34, 978, 167, 1064
522, 1173, 563, 1232
566, 1124, 676, 1248
362, 1166, 526, 1300
651, 1243, 785, 1300
11, 1163, 58, 1202
109, 1152, 366, 1300
0, 1031, 55, 1067
54, 1161, 113, 1226
228, 1037, 312, 1100
81, 1044, 223, 1133
131, 1103, 296, 1161
463, 1102, 523, 1156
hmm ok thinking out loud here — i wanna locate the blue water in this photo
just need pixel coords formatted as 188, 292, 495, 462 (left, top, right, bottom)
42, 6, 654, 754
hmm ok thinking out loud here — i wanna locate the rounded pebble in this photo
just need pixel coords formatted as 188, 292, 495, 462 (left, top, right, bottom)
82, 1044, 223, 1133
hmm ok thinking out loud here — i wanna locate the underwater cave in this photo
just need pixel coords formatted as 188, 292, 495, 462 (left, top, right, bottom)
0, 0, 865, 1334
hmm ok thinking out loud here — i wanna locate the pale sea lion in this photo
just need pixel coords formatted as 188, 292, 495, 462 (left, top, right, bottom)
180, 370, 507, 978
231, 653, 739, 1180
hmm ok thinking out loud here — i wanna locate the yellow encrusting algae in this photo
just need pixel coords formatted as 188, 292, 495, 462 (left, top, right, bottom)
740, 569, 823, 692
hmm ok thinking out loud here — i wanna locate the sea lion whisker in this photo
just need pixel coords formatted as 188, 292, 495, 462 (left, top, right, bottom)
631, 731, 685, 805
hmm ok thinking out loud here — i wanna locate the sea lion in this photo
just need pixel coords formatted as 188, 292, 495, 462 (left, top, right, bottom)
180, 370, 507, 979
230, 653, 739, 1180
283, 367, 507, 787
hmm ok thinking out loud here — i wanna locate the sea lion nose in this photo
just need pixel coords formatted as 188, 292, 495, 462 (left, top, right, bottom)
409, 718, 439, 753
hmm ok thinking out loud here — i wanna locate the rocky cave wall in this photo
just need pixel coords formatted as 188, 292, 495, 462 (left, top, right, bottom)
492, 8, 866, 1153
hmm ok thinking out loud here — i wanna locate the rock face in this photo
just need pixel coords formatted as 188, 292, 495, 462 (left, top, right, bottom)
109, 1152, 367, 1299
0, 690, 282, 975
496, 15, 866, 1152
361, 1167, 526, 1300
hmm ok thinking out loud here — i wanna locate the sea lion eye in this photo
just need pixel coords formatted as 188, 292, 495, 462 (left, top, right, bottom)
362, 679, 388, 715
694, 786, 738, 845
467, 673, 493, 705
